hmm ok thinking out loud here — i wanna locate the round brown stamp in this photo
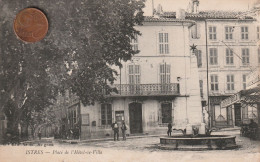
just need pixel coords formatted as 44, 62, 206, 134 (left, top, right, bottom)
13, 8, 48, 43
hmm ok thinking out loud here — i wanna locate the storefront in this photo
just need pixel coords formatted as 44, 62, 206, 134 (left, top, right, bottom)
221, 68, 260, 126
209, 96, 233, 128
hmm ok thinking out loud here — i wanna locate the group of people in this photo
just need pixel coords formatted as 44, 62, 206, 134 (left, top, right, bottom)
111, 121, 127, 141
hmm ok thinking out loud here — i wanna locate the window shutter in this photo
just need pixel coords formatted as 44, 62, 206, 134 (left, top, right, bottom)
191, 25, 196, 38
171, 103, 174, 124
159, 64, 163, 83
129, 65, 133, 74
135, 65, 140, 84
167, 64, 171, 83
158, 103, 162, 124
99, 104, 102, 126
108, 104, 112, 125
196, 24, 201, 38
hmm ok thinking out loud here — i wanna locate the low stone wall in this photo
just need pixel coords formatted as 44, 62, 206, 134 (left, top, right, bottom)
160, 135, 237, 150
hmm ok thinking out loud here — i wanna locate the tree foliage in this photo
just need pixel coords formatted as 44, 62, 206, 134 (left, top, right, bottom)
0, 0, 144, 142
64, 0, 145, 105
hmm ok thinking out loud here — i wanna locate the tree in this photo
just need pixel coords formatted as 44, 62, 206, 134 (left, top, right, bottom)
62, 0, 145, 105
0, 0, 144, 143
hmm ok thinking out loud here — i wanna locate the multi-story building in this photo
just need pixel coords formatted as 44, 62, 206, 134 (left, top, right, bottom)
56, 1, 259, 140
161, 0, 259, 128
65, 15, 204, 140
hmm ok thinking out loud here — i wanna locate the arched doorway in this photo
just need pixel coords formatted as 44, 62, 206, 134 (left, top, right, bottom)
129, 103, 142, 134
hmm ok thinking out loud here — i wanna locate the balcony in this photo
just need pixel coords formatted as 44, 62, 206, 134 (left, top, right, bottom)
111, 83, 180, 97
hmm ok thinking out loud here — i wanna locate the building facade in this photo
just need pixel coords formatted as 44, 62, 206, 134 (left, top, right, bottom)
64, 16, 204, 140
161, 0, 260, 128
221, 67, 260, 126
55, 1, 260, 140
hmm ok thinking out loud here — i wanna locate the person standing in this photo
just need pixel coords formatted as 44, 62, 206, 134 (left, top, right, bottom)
121, 121, 127, 141
112, 121, 119, 141
167, 123, 172, 136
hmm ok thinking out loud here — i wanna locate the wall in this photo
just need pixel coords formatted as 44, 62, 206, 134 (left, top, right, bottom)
80, 96, 196, 139
113, 23, 192, 96
191, 20, 259, 99
78, 21, 204, 139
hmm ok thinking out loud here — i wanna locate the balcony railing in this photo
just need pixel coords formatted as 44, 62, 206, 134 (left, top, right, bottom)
111, 83, 180, 96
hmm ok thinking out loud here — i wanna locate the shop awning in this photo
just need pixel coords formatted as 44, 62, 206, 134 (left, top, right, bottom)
220, 86, 260, 108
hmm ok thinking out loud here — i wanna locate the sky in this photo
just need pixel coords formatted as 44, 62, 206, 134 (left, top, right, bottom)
143, 0, 257, 15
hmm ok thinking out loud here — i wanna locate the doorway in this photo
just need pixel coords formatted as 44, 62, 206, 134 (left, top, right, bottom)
129, 103, 142, 134
234, 104, 241, 126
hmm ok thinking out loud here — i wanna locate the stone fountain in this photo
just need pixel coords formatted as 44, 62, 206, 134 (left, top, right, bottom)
159, 123, 237, 150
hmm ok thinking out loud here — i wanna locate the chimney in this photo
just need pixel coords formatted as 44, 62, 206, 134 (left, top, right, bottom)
176, 8, 186, 19
192, 0, 199, 14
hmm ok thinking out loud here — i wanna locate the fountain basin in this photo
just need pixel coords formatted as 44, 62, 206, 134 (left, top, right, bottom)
160, 135, 237, 150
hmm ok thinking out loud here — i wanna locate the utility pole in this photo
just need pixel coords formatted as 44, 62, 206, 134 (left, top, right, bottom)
205, 19, 211, 129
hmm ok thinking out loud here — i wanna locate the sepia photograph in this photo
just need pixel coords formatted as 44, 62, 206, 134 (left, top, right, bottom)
0, 0, 260, 161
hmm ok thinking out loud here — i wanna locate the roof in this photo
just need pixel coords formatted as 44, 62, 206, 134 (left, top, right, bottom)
144, 16, 195, 25
162, 10, 254, 20
221, 86, 260, 107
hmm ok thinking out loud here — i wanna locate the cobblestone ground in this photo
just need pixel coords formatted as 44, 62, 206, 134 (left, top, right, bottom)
75, 130, 259, 152
9, 130, 259, 162
72, 130, 260, 161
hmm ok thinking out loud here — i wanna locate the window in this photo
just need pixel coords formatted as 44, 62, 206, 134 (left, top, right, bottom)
68, 104, 79, 129
214, 105, 226, 121
159, 32, 169, 54
160, 63, 171, 92
209, 26, 217, 40
191, 24, 201, 39
209, 48, 218, 65
131, 34, 138, 51
73, 109, 77, 124
248, 105, 258, 120
242, 105, 248, 119
161, 103, 172, 123
101, 104, 112, 125
225, 26, 233, 40
226, 74, 234, 91
81, 114, 90, 126
226, 48, 234, 65
241, 26, 249, 40
210, 75, 218, 91
243, 105, 258, 121
242, 48, 249, 65
129, 64, 140, 93
195, 50, 202, 68
115, 111, 124, 122
160, 63, 170, 84
242, 74, 247, 90
199, 80, 203, 97
227, 106, 232, 124
129, 64, 140, 84
257, 26, 259, 40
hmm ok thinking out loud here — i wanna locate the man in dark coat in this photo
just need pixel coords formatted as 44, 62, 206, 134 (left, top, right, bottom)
112, 121, 119, 141
167, 123, 172, 136
121, 121, 127, 140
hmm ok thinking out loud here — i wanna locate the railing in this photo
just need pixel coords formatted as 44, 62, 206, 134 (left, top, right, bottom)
112, 83, 180, 96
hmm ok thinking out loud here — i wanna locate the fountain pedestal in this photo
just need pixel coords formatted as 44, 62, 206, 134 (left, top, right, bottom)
160, 135, 237, 150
